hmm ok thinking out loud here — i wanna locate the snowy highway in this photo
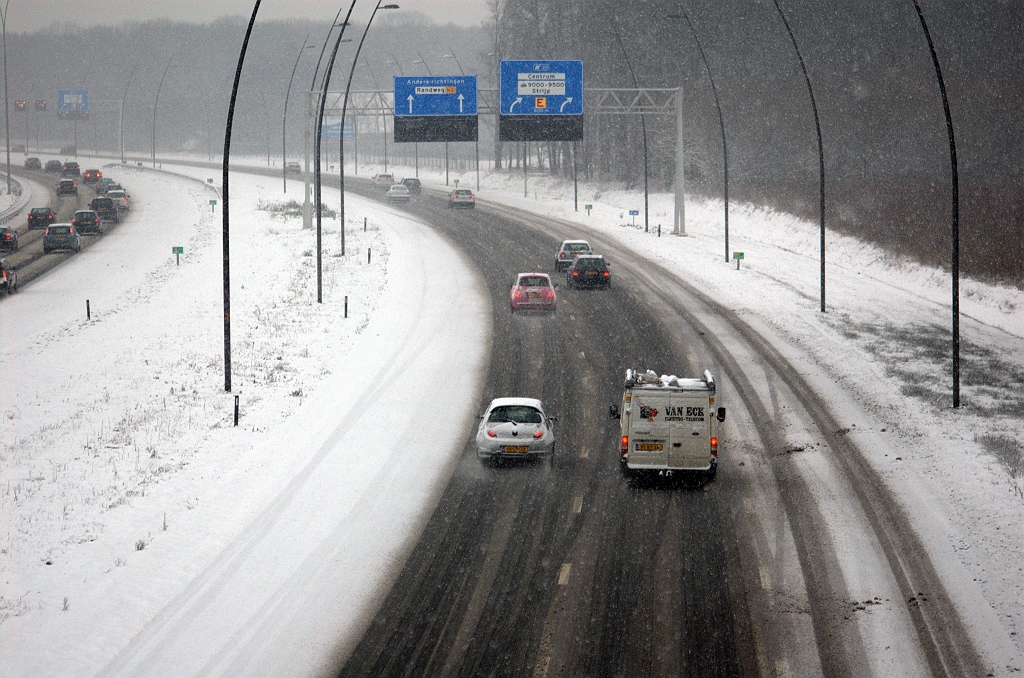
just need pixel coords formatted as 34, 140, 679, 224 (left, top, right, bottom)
332, 176, 985, 676
1, 159, 1019, 677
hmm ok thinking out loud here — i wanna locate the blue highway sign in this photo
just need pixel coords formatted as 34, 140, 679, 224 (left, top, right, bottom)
394, 76, 477, 117
500, 60, 583, 116
57, 90, 89, 111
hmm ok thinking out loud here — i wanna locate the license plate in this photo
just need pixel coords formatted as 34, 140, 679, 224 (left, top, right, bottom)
528, 291, 538, 297
503, 445, 529, 453
635, 443, 664, 451
586, 271, 598, 275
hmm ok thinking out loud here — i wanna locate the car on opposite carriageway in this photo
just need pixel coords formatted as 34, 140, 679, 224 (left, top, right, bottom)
448, 189, 475, 209
43, 224, 81, 253
0, 258, 17, 295
24, 157, 41, 170
45, 159, 63, 173
28, 207, 56, 230
0, 227, 19, 252
72, 210, 102, 234
90, 196, 119, 223
401, 177, 421, 195
106, 190, 130, 213
56, 178, 78, 196
61, 161, 81, 176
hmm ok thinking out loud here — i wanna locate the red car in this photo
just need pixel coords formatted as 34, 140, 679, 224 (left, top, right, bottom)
510, 273, 556, 314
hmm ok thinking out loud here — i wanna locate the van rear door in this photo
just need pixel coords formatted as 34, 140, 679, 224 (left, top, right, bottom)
627, 392, 670, 468
667, 392, 711, 469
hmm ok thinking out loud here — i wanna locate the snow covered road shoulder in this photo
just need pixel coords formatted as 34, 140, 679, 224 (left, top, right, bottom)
1, 168, 490, 676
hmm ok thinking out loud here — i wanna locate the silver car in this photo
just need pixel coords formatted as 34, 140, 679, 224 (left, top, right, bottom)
386, 184, 411, 203
476, 398, 557, 465
555, 239, 592, 271
43, 224, 81, 253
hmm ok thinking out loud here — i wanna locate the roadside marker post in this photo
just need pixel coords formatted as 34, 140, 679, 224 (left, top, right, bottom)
585, 203, 592, 216
172, 246, 183, 265
209, 199, 217, 213
86, 299, 91, 320
233, 395, 239, 426
733, 251, 744, 270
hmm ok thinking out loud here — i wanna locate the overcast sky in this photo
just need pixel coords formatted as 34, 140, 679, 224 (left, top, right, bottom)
13, 0, 491, 33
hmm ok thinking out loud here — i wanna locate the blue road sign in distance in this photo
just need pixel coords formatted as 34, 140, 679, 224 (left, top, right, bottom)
394, 76, 477, 116
57, 90, 89, 111
500, 60, 583, 116
629, 210, 640, 216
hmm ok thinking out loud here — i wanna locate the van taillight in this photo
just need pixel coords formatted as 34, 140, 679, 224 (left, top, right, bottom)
560, 253, 565, 258
603, 271, 610, 277
710, 437, 718, 457
621, 435, 628, 456
572, 270, 578, 277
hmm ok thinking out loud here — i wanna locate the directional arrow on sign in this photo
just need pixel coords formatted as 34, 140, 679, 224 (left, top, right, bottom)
560, 97, 573, 113
458, 94, 464, 113
407, 95, 414, 114
510, 97, 522, 113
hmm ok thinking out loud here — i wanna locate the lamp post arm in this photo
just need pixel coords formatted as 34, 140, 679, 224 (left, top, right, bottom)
120, 64, 137, 163
283, 34, 310, 192
222, 0, 264, 392
153, 58, 173, 167
314, 0, 359, 303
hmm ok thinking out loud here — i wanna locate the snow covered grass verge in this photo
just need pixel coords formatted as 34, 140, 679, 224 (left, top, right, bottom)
379, 160, 1023, 671
0, 166, 490, 674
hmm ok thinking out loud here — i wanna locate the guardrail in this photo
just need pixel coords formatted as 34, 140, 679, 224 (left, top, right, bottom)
0, 173, 32, 225
102, 161, 222, 198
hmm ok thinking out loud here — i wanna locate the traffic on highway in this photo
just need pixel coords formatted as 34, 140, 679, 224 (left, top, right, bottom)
1, 3, 1019, 677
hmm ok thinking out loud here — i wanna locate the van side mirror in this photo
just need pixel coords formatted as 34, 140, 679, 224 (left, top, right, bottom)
717, 407, 726, 422
548, 415, 559, 423
609, 405, 620, 419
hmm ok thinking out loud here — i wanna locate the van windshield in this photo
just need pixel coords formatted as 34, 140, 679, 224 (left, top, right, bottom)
488, 406, 542, 424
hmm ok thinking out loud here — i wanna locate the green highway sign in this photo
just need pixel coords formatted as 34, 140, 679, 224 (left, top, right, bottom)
732, 252, 744, 259
172, 247, 184, 254
209, 199, 218, 206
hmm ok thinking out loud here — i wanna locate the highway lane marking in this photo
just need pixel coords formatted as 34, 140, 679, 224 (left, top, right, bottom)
558, 563, 572, 585
533, 654, 551, 677
759, 566, 771, 590
572, 495, 583, 513
579, 351, 585, 359
579, 446, 589, 459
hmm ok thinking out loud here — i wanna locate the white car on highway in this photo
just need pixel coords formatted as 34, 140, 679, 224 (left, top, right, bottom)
476, 397, 556, 465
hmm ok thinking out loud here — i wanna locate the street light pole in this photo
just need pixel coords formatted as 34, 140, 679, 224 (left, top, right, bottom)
911, 0, 960, 408
283, 37, 315, 192
222, 0, 264, 392
119, 64, 137, 164
338, 1, 400, 259
1, 0, 12, 195
772, 0, 825, 313
668, 6, 727, 249
152, 58, 173, 168
314, 0, 360, 303
609, 16, 649, 234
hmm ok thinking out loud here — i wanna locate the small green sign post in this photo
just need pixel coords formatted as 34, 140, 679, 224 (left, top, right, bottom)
209, 199, 217, 213
733, 251, 744, 270
585, 203, 593, 216
172, 246, 184, 266
454, 179, 459, 188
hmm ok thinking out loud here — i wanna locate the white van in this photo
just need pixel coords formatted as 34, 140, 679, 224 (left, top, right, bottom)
610, 369, 725, 480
